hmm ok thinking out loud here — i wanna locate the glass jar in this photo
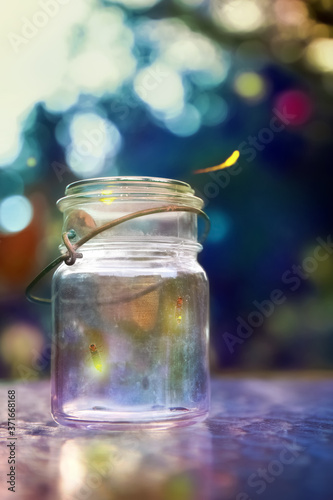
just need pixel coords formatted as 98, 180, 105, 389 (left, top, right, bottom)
51, 177, 209, 429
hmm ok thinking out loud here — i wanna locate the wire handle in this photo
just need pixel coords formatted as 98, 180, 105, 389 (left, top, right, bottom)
26, 204, 210, 305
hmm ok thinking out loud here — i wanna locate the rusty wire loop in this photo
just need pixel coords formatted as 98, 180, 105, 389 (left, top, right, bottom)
25, 204, 210, 305
62, 232, 83, 266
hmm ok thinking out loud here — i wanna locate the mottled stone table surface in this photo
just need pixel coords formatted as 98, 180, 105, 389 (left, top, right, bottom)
1, 375, 333, 500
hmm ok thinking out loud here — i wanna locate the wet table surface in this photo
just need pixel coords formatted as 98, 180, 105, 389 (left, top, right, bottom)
1, 376, 333, 500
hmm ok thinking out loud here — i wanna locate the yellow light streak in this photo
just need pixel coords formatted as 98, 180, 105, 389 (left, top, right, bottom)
100, 189, 116, 204
194, 150, 240, 174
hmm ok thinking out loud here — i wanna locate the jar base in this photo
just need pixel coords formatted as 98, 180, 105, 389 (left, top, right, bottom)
51, 407, 209, 430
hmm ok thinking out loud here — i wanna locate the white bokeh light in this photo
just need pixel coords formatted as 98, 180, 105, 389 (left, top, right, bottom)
134, 62, 184, 114
163, 33, 229, 86
0, 1, 134, 164
0, 0, 92, 163
0, 195, 33, 233
43, 86, 80, 114
306, 38, 333, 73
212, 0, 266, 33
139, 18, 230, 88
69, 51, 120, 94
67, 9, 136, 97
66, 112, 122, 178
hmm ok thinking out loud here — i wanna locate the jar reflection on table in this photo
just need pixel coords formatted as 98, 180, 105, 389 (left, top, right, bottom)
58, 424, 213, 500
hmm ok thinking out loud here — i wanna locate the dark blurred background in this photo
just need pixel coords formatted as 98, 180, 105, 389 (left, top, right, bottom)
1, 0, 333, 379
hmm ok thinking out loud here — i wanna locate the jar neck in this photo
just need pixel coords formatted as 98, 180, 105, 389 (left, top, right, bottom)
57, 177, 204, 246
60, 239, 202, 259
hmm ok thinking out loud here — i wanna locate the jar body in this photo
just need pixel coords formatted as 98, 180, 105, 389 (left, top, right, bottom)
51, 177, 209, 429
51, 246, 209, 429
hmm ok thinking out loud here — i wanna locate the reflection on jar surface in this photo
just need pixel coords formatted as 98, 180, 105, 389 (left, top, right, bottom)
51, 177, 210, 429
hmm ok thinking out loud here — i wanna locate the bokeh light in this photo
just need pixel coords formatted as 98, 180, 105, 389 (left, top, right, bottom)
274, 0, 309, 27
0, 322, 44, 377
305, 38, 333, 73
212, 0, 266, 33
0, 2, 135, 165
134, 63, 184, 115
233, 72, 267, 101
0, 195, 33, 233
162, 31, 229, 87
69, 51, 119, 94
274, 90, 313, 126
67, 8, 136, 97
164, 104, 201, 137
43, 86, 80, 114
194, 93, 229, 126
0, 0, 92, 165
206, 209, 231, 243
26, 157, 37, 168
66, 113, 122, 178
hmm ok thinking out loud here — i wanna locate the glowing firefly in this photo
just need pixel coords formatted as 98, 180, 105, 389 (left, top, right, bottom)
176, 297, 183, 324
89, 343, 103, 372
193, 150, 240, 174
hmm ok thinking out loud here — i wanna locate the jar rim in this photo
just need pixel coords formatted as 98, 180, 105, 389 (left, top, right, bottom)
65, 177, 193, 194
57, 176, 202, 211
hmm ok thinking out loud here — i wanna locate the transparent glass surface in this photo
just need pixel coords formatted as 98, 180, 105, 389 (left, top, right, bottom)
51, 178, 210, 429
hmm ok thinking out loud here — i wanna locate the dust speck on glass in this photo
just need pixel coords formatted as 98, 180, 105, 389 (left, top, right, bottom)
51, 177, 210, 429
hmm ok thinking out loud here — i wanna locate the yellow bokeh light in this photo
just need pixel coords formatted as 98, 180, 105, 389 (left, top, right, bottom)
306, 38, 333, 73
234, 72, 266, 100
0, 322, 44, 377
27, 156, 37, 167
